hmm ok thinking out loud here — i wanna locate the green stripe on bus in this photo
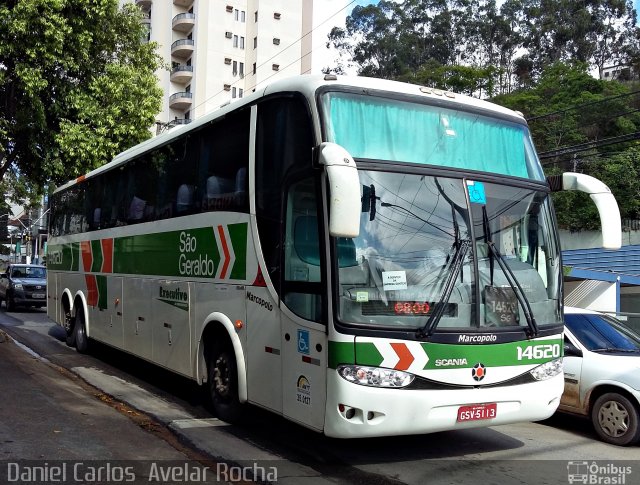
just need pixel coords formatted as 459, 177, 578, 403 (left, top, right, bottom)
47, 242, 80, 271
114, 227, 221, 277
355, 342, 384, 367
328, 341, 355, 368
228, 223, 247, 280
97, 275, 108, 310
91, 240, 103, 273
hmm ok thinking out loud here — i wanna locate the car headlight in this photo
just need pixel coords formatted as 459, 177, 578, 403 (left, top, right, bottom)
529, 358, 563, 381
337, 364, 415, 388
13, 284, 23, 290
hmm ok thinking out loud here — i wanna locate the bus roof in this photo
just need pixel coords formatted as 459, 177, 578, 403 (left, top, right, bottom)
53, 74, 526, 194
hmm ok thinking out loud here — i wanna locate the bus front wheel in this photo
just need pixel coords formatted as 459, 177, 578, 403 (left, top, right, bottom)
207, 342, 242, 423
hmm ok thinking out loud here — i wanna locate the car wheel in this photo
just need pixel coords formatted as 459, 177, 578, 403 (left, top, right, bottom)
591, 392, 640, 446
6, 294, 16, 312
206, 341, 243, 423
74, 310, 89, 354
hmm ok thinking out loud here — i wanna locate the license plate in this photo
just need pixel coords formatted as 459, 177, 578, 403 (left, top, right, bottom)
457, 403, 497, 422
32, 293, 45, 299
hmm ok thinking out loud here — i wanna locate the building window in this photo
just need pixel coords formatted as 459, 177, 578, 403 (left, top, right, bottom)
234, 9, 239, 21
254, 11, 258, 22
233, 35, 238, 47
253, 62, 256, 75
273, 38, 280, 45
185, 110, 190, 120
253, 36, 257, 49
240, 36, 244, 49
239, 88, 244, 98
239, 62, 244, 77
272, 64, 279, 71
233, 60, 238, 76
232, 87, 237, 98
241, 10, 245, 22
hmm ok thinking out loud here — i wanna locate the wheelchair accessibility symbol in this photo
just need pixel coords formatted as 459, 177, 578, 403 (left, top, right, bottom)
297, 329, 310, 355
466, 180, 487, 204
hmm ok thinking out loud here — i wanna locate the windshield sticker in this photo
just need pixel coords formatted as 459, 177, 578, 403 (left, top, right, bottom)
356, 291, 369, 302
466, 180, 487, 204
382, 271, 407, 291
484, 286, 519, 326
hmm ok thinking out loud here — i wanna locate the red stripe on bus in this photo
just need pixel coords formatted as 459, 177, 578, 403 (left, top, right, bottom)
80, 241, 93, 272
85, 275, 98, 307
390, 342, 415, 370
101, 238, 113, 273
217, 225, 230, 279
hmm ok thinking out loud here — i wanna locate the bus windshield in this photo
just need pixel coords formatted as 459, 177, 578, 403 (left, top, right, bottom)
320, 91, 545, 181
334, 171, 562, 331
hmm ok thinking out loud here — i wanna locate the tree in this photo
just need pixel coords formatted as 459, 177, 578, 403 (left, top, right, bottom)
0, 0, 164, 204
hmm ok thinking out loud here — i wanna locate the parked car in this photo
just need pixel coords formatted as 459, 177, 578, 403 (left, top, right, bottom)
560, 307, 640, 446
0, 264, 47, 311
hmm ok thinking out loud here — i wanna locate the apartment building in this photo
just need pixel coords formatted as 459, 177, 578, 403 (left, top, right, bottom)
132, 0, 314, 130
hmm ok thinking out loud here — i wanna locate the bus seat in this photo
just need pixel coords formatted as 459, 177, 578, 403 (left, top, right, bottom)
206, 176, 233, 197
176, 184, 195, 213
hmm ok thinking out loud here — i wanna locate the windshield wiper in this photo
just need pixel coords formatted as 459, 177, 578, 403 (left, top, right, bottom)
417, 239, 471, 339
591, 348, 640, 353
483, 207, 538, 337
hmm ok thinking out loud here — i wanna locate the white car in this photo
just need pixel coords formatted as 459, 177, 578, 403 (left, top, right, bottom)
560, 307, 640, 446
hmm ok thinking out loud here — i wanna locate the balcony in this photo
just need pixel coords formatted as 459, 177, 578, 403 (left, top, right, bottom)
169, 91, 193, 110
172, 12, 195, 33
170, 64, 194, 84
141, 12, 151, 27
171, 39, 195, 58
173, 0, 193, 6
135, 0, 152, 8
168, 118, 192, 129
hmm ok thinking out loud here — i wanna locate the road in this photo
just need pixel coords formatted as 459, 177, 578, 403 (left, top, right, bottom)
0, 307, 638, 485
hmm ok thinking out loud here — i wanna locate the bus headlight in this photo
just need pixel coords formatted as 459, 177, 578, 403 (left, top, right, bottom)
337, 364, 415, 388
529, 358, 563, 381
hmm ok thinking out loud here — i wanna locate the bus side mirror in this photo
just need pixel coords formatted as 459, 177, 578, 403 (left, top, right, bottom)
317, 142, 361, 238
547, 172, 621, 250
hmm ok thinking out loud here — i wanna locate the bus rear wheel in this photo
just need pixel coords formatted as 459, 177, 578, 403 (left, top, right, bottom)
207, 342, 242, 423
74, 310, 90, 354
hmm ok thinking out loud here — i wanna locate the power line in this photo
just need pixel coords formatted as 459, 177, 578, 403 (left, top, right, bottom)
187, 1, 359, 116
538, 131, 640, 160
527, 89, 640, 122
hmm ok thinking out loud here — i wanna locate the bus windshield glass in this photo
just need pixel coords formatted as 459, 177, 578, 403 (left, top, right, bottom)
320, 91, 545, 181
334, 171, 562, 331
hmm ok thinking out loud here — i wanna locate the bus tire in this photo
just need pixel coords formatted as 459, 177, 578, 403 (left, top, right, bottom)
64, 307, 76, 347
74, 310, 90, 354
591, 392, 640, 446
207, 341, 243, 423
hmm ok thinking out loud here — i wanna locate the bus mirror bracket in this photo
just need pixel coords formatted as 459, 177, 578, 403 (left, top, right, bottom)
317, 142, 361, 238
548, 172, 621, 249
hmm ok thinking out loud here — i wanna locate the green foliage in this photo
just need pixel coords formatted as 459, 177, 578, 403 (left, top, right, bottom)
0, 0, 164, 203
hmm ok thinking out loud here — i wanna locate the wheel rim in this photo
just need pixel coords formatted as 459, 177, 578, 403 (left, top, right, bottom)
598, 400, 630, 438
213, 354, 231, 399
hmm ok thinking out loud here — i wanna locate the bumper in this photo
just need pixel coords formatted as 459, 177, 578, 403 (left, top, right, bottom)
324, 370, 563, 438
11, 293, 47, 307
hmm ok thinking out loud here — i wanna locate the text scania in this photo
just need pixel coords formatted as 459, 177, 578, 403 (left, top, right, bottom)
458, 334, 497, 343
435, 358, 468, 367
179, 231, 216, 277
517, 343, 561, 360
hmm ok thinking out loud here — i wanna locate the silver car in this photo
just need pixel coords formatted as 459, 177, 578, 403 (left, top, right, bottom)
0, 264, 47, 311
560, 307, 640, 446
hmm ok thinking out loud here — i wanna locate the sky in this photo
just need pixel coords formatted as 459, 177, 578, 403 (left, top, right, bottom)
311, 0, 377, 73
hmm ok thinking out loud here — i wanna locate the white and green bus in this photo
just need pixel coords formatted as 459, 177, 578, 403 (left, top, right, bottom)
47, 75, 621, 438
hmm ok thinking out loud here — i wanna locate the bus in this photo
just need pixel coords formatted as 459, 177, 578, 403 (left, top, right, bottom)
47, 75, 621, 438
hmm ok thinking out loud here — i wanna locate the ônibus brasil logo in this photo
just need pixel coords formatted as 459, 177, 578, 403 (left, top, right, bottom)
472, 363, 486, 381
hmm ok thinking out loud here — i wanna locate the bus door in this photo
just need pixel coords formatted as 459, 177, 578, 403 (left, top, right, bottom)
152, 280, 192, 376
279, 178, 327, 431
91, 276, 123, 348
122, 277, 153, 361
